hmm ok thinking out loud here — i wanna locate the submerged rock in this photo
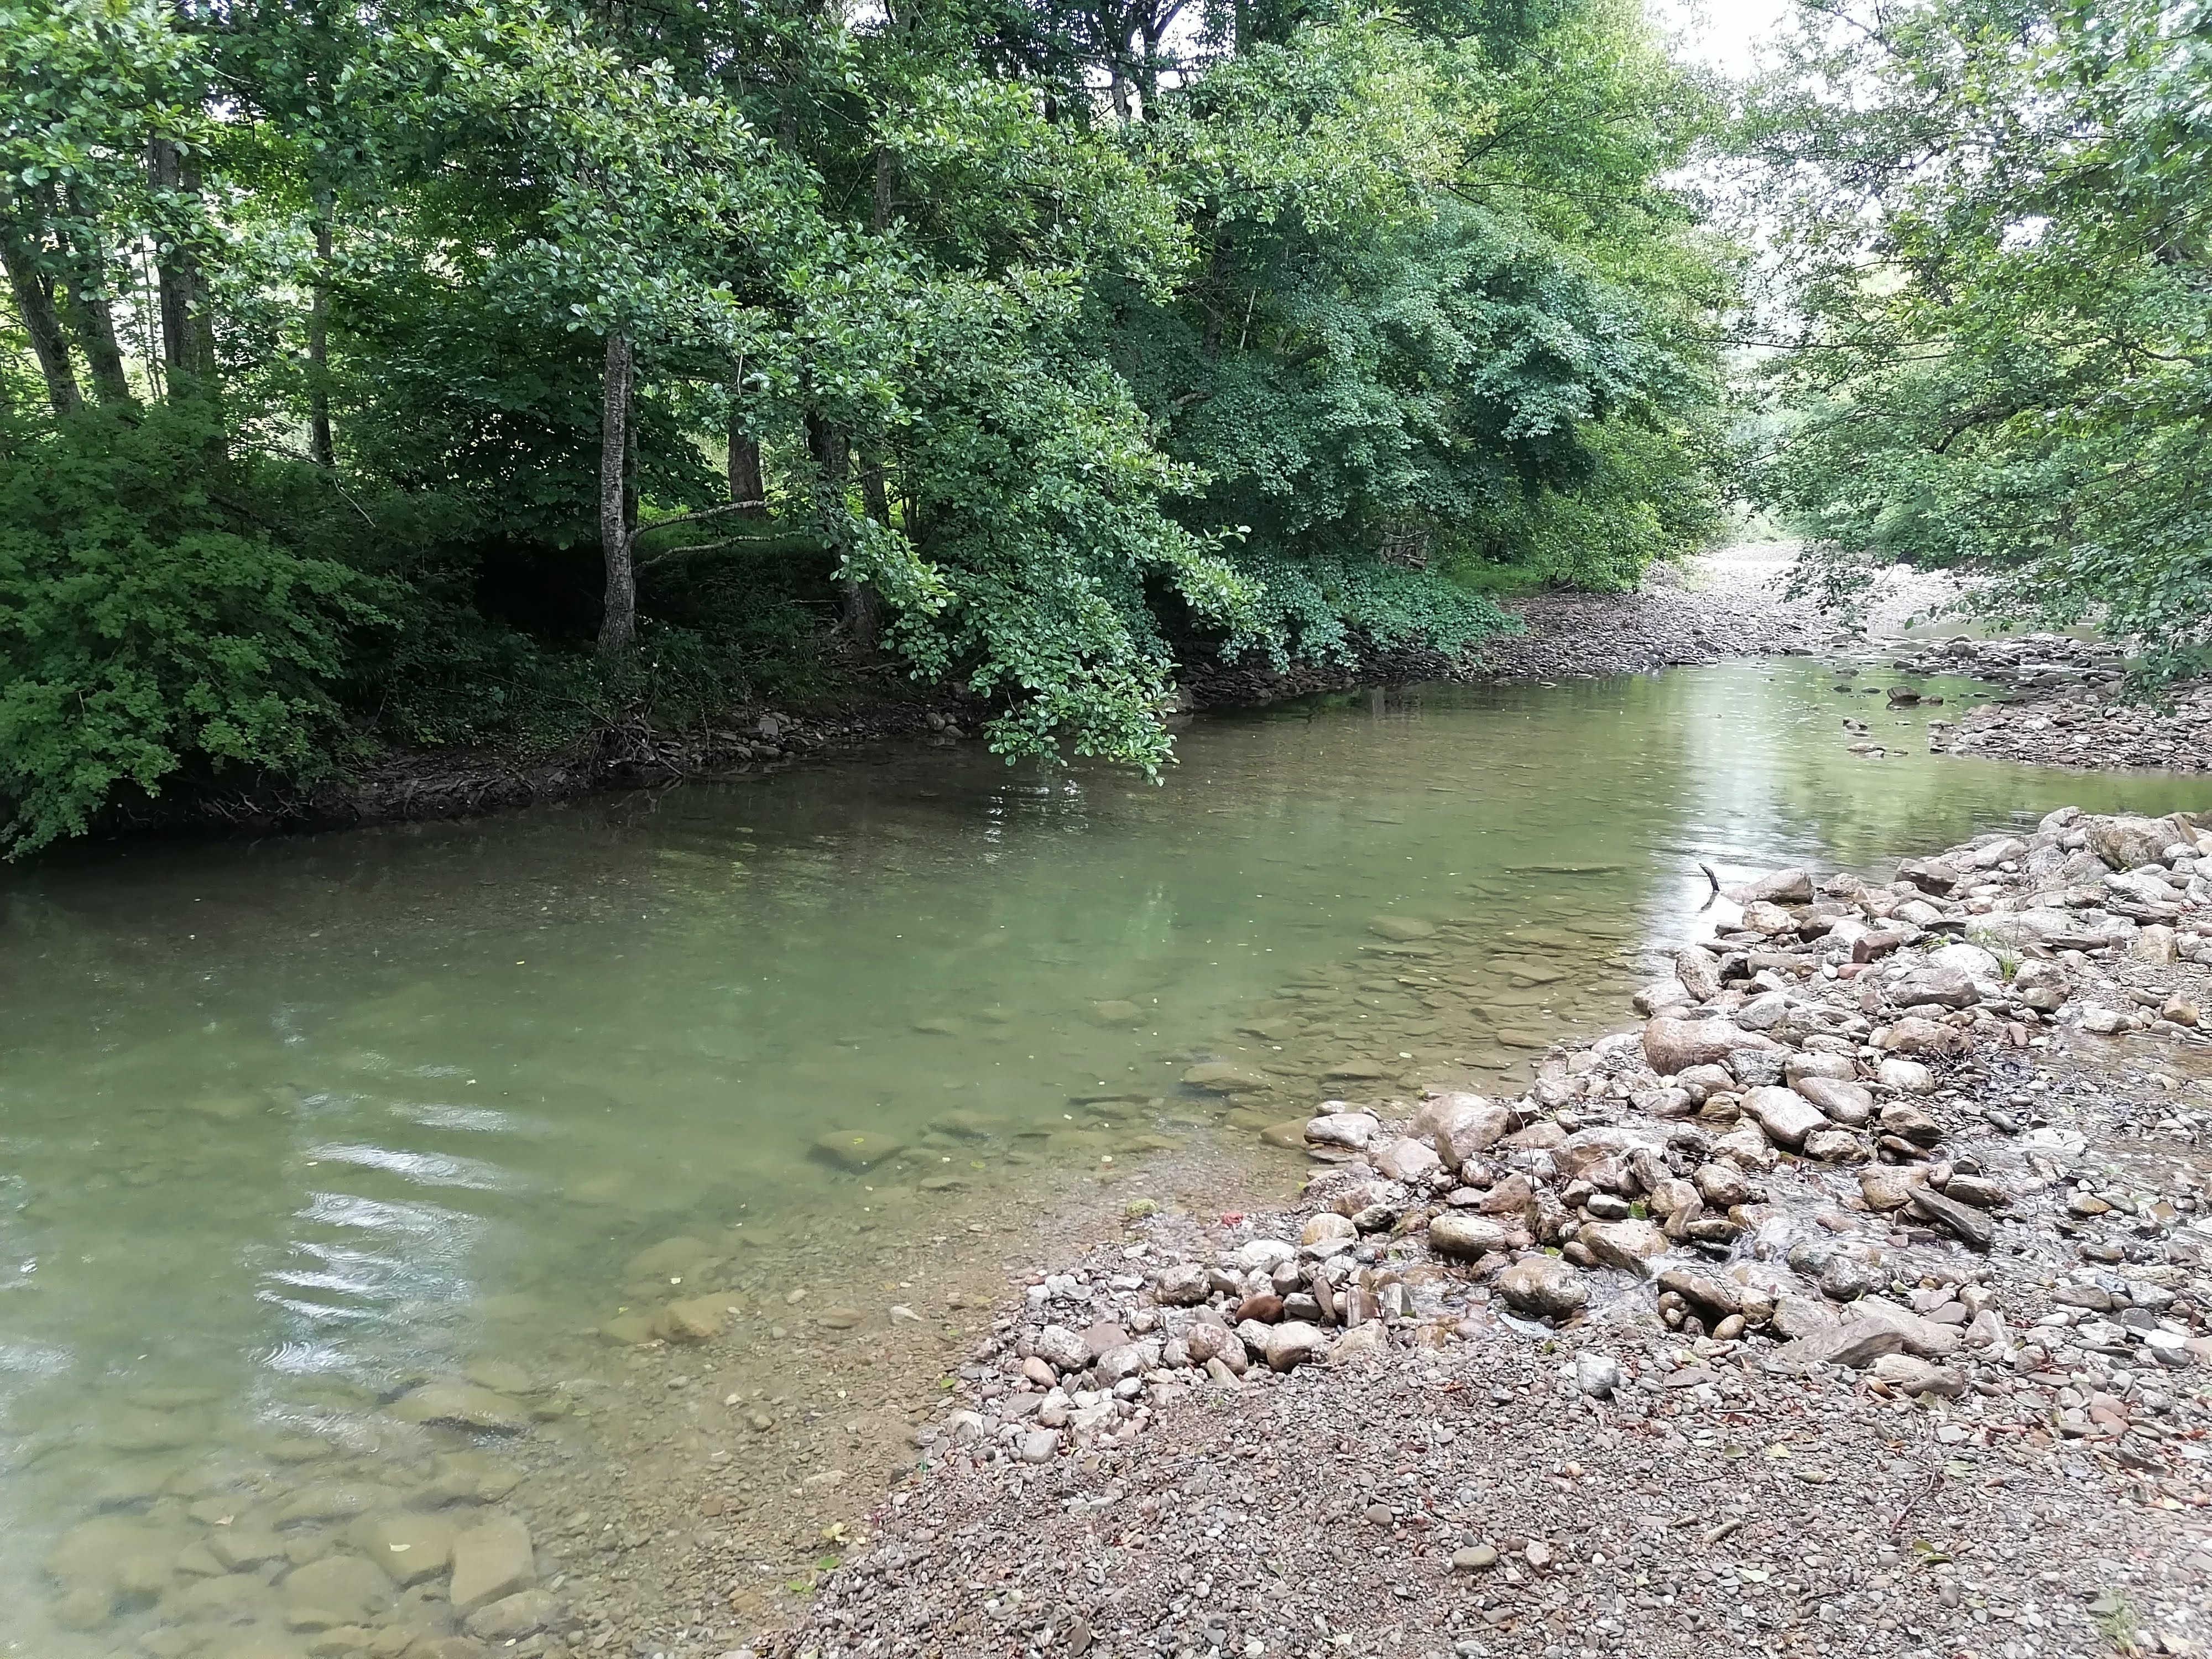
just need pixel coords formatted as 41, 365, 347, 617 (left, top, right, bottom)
388, 1384, 531, 1434
811, 1129, 909, 1171
449, 1514, 535, 1611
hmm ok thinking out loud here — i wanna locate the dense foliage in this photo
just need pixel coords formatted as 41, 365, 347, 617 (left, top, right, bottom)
1745, 0, 2212, 674
0, 0, 1731, 853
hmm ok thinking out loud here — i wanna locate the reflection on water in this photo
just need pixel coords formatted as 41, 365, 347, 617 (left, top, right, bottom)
1, 658, 2208, 1655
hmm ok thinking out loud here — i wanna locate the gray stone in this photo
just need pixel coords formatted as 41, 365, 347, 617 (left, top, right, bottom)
1032, 1325, 1089, 1373
1301, 1212, 1357, 1246
1876, 1057, 1936, 1094
388, 1384, 531, 1434
275, 1483, 394, 1527
811, 1129, 907, 1171
1879, 1099, 1944, 1146
467, 1587, 565, 1640
353, 1515, 454, 1587
1575, 1220, 1669, 1277
1870, 1354, 1964, 1398
1728, 868, 1814, 905
1891, 968, 1979, 1009
280, 1554, 390, 1621
1574, 1352, 1621, 1399
1849, 1295, 1963, 1358
1264, 1322, 1329, 1372
1859, 1164, 1927, 1211
2011, 959, 2069, 1013
1693, 1161, 1752, 1208
1642, 1018, 1780, 1077
1373, 1136, 1442, 1182
1906, 1186, 1995, 1251
1792, 1074, 1874, 1126
1155, 1263, 1209, 1306
1942, 1173, 2006, 1209
1884, 1016, 1965, 1058
1427, 1213, 1511, 1260
1785, 1050, 1858, 1084
1424, 1100, 1514, 1170
1305, 1111, 1380, 1150
1094, 1344, 1147, 1386
1744, 1086, 1824, 1151
1895, 857, 1960, 896
1329, 1323, 1389, 1365
1803, 1126, 1869, 1164
1235, 1237, 1297, 1272
1657, 1269, 1773, 1326
1079, 1321, 1132, 1358
2087, 815, 2174, 870
1020, 1428, 1060, 1464
1818, 1255, 1881, 1302
1675, 947, 1724, 1002
1773, 1319, 1907, 1369
1770, 1293, 1837, 1341
1496, 1255, 1588, 1319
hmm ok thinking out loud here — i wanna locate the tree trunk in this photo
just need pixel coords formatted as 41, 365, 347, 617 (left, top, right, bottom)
54, 194, 131, 405
860, 450, 890, 525
805, 411, 849, 495
149, 137, 214, 392
59, 280, 129, 405
808, 411, 877, 646
872, 147, 894, 232
309, 203, 333, 466
596, 330, 637, 659
727, 375, 765, 515
0, 217, 82, 416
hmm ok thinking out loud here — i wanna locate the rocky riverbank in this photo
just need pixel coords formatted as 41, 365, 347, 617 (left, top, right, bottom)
1822, 631, 2212, 774
1182, 545, 1846, 711
760, 808, 2212, 1659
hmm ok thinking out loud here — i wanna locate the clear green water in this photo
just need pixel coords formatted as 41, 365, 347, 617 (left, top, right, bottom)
2, 658, 2207, 1655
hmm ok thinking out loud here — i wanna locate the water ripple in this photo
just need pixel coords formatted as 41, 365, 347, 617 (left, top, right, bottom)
303, 1143, 515, 1191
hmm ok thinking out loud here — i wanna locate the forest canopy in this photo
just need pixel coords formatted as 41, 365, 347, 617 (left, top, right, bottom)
0, 0, 1731, 853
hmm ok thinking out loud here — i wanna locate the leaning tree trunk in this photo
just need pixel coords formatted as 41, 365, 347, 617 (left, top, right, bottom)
53, 194, 131, 405
0, 216, 83, 416
596, 330, 637, 659
60, 276, 130, 405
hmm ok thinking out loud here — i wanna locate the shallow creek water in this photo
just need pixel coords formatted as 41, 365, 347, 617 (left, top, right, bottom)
4, 658, 2211, 1657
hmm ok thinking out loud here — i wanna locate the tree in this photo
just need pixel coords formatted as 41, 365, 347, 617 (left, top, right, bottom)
1745, 0, 2212, 675
0, 0, 1736, 853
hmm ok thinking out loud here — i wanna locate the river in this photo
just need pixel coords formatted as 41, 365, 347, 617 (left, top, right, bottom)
3, 657, 2208, 1657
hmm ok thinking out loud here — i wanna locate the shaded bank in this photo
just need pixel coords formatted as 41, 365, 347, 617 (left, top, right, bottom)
65, 552, 1844, 852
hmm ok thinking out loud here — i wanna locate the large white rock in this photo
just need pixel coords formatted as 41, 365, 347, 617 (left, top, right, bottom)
1744, 1086, 1825, 1151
